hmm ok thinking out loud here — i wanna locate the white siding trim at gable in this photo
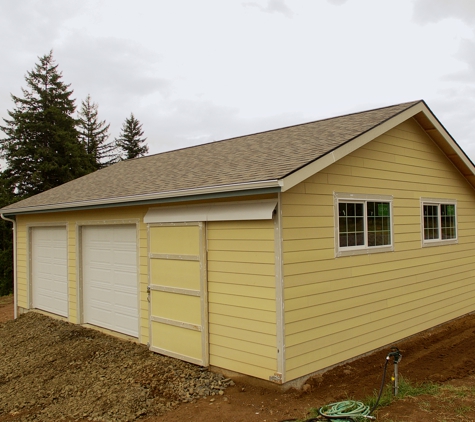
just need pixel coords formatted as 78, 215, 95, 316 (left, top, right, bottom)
280, 102, 475, 193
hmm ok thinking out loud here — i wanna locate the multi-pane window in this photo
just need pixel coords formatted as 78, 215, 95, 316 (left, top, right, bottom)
422, 200, 457, 245
338, 202, 364, 247
335, 194, 393, 256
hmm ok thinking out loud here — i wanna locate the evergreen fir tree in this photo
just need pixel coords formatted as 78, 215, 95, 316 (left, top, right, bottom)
0, 171, 14, 296
0, 51, 94, 198
115, 113, 149, 160
78, 95, 118, 169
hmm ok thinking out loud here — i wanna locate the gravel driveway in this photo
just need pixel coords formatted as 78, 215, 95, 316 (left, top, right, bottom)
0, 312, 233, 421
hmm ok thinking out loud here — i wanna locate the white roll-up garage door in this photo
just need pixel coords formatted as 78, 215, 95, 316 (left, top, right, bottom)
31, 226, 68, 317
82, 225, 138, 337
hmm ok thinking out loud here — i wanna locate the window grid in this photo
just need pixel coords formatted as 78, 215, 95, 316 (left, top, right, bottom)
338, 202, 364, 247
423, 204, 439, 240
441, 204, 456, 240
422, 201, 457, 244
367, 202, 391, 247
338, 200, 391, 250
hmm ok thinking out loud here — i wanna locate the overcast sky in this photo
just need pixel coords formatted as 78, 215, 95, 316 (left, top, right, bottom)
1, 0, 475, 160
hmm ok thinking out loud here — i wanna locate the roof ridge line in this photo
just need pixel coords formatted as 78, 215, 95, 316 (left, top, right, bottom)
138, 100, 424, 159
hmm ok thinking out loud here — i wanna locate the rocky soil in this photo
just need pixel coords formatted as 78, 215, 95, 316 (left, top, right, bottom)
0, 312, 233, 421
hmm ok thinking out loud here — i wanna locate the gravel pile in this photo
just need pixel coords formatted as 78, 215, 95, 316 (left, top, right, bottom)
0, 312, 234, 421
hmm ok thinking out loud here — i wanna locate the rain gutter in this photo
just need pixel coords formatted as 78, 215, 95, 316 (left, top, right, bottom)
1, 180, 283, 216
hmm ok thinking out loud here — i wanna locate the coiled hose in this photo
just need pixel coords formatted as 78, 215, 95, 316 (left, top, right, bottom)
280, 353, 390, 421
317, 400, 373, 421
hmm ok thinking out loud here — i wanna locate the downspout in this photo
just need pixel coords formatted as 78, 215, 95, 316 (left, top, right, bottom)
1, 214, 17, 319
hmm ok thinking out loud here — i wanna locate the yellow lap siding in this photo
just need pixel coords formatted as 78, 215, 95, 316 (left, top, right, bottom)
209, 311, 276, 334
211, 322, 276, 346
207, 220, 278, 380
150, 225, 200, 255
209, 292, 275, 313
285, 296, 472, 380
208, 250, 275, 264
209, 302, 275, 323
285, 259, 474, 306
152, 322, 203, 360
208, 261, 275, 277
208, 281, 275, 300
16, 227, 28, 308
282, 117, 475, 382
152, 291, 202, 324
207, 239, 275, 253
210, 349, 276, 381
208, 271, 274, 288
211, 335, 276, 362
210, 344, 275, 368
286, 270, 473, 344
151, 259, 201, 290
207, 228, 274, 240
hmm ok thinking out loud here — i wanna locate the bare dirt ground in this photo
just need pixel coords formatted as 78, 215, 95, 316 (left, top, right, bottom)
2, 294, 475, 422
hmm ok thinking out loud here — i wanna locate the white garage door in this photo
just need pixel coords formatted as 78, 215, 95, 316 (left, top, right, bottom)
31, 226, 68, 317
82, 225, 138, 337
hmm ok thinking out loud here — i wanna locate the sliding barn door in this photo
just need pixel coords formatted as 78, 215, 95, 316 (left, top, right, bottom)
148, 223, 208, 366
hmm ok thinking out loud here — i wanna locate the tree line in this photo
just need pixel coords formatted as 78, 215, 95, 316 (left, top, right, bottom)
0, 51, 150, 295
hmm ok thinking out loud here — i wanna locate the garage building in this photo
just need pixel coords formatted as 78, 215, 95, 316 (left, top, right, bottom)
3, 100, 475, 386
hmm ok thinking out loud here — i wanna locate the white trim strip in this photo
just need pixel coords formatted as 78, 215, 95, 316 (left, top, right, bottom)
149, 346, 204, 366
150, 253, 199, 261
150, 315, 202, 331
149, 285, 201, 297
144, 199, 278, 223
274, 193, 285, 383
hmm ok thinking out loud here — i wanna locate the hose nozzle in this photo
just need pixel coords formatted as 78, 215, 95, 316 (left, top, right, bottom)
386, 347, 402, 364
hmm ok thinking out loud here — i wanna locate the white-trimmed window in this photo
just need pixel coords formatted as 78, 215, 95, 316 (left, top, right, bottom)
335, 193, 393, 257
421, 198, 457, 246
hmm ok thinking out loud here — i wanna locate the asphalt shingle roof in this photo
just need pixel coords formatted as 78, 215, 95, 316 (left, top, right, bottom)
1, 100, 421, 213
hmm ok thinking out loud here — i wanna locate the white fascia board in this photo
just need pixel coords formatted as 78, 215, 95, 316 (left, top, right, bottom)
279, 102, 466, 192
144, 199, 278, 223
419, 108, 475, 173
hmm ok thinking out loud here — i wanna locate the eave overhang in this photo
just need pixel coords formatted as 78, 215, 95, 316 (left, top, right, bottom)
1, 180, 283, 216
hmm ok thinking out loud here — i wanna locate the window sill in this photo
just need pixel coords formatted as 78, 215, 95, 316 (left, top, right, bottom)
422, 239, 458, 247
336, 245, 394, 257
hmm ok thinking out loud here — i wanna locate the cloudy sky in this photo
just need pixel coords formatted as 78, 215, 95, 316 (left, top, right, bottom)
1, 0, 475, 160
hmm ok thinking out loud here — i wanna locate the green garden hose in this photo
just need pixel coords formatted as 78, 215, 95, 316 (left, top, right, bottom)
279, 347, 400, 422
279, 399, 375, 421
318, 400, 374, 421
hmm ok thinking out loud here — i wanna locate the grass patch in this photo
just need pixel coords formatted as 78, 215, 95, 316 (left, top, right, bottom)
0, 294, 13, 306
441, 384, 475, 398
455, 404, 473, 415
300, 379, 475, 421
302, 377, 440, 421
365, 376, 440, 410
